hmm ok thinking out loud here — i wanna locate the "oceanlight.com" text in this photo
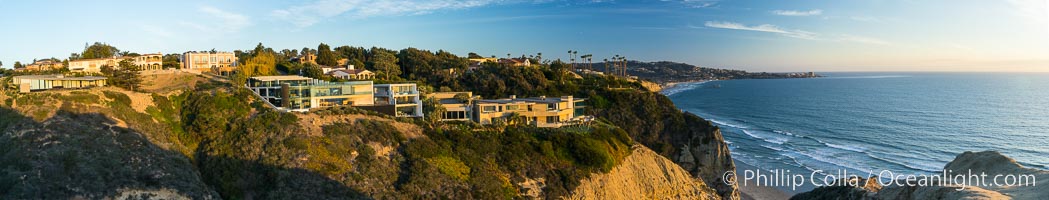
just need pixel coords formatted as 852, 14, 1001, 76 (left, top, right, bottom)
722, 169, 1037, 191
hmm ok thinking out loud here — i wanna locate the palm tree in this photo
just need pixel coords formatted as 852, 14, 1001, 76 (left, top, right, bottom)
603, 58, 609, 75
616, 56, 625, 76
536, 52, 543, 64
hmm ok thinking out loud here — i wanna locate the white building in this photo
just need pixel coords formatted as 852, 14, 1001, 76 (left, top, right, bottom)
373, 84, 423, 117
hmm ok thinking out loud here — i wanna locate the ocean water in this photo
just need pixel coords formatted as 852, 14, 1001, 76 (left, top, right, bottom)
667, 72, 1049, 178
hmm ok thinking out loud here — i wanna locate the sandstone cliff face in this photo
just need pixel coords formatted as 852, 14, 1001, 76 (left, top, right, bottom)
676, 118, 740, 200
943, 151, 1048, 200
792, 151, 1046, 200
567, 145, 719, 200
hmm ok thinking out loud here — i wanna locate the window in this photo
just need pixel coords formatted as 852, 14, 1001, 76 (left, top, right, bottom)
547, 103, 556, 110
506, 105, 519, 111
482, 106, 497, 112
546, 116, 559, 123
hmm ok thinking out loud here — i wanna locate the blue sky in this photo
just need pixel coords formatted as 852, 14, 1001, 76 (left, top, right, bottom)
1, 0, 1047, 72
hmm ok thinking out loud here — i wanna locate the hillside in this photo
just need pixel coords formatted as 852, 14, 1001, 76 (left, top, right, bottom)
590, 60, 819, 84
0, 71, 734, 199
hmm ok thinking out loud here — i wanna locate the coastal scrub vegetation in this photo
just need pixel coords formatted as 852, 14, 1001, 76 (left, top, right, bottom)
0, 42, 733, 199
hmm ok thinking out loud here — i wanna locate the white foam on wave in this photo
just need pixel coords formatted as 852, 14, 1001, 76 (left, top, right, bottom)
740, 130, 788, 145
794, 149, 876, 173
660, 81, 708, 96
824, 142, 867, 153
761, 144, 784, 151
772, 130, 796, 137
709, 119, 747, 129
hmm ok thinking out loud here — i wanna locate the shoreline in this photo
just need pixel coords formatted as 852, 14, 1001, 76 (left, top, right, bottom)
735, 159, 796, 200
658, 80, 711, 96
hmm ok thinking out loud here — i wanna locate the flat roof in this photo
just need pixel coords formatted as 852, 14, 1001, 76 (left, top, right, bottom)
15, 74, 106, 81
249, 75, 313, 81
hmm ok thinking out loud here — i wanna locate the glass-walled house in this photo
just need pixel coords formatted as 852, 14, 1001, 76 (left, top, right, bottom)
247, 75, 373, 112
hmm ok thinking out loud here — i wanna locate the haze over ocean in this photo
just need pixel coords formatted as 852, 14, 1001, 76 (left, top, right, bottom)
668, 72, 1049, 178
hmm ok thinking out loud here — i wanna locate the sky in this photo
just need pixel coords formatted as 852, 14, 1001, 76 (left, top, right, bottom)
1, 0, 1047, 72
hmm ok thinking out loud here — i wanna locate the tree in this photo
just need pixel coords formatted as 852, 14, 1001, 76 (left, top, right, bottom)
467, 52, 483, 59
315, 43, 338, 66
13, 61, 23, 69
233, 52, 280, 85
81, 42, 120, 59
301, 63, 325, 80
252, 43, 266, 57
370, 51, 400, 80
422, 97, 447, 124
103, 59, 143, 91
162, 54, 181, 69
0, 61, 3, 68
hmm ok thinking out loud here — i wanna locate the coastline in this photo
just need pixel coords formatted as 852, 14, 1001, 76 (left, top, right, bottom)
658, 80, 710, 96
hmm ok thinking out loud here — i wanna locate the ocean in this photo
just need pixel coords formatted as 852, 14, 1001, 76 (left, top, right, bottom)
666, 72, 1049, 181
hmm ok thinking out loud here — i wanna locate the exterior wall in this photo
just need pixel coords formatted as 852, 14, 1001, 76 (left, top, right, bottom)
425, 92, 473, 121
247, 76, 373, 112
182, 52, 237, 72
374, 84, 423, 117
23, 60, 64, 71
68, 54, 162, 73
13, 75, 106, 93
472, 96, 587, 127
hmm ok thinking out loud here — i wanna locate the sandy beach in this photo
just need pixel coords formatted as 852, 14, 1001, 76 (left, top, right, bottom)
734, 159, 795, 200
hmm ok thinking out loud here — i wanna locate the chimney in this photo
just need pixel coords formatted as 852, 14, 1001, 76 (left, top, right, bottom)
539, 96, 546, 100
509, 95, 516, 99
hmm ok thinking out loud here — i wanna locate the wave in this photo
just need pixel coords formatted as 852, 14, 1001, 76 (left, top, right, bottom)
709, 119, 748, 129
660, 81, 709, 96
824, 142, 867, 153
772, 129, 796, 137
868, 153, 942, 172
791, 150, 875, 174
740, 130, 787, 145
761, 144, 785, 151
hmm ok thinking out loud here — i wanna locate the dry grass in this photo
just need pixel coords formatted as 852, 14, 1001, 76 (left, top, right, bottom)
296, 113, 425, 139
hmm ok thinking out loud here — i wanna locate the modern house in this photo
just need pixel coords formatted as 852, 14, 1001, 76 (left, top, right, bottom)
12, 74, 106, 93
473, 95, 587, 127
247, 75, 374, 112
373, 84, 423, 117
68, 53, 163, 73
181, 51, 237, 75
425, 92, 475, 121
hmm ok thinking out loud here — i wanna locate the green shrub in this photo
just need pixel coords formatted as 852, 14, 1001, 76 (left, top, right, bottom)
102, 91, 131, 106
426, 156, 471, 181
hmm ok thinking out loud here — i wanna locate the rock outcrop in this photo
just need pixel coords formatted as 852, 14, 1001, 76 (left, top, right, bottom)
567, 145, 719, 200
792, 151, 1047, 200
676, 117, 740, 200
942, 151, 1048, 200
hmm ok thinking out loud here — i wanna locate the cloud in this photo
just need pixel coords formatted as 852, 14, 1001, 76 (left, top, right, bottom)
197, 6, 251, 32
661, 0, 719, 8
703, 21, 816, 39
703, 21, 891, 44
836, 34, 890, 45
272, 0, 499, 27
771, 9, 822, 16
